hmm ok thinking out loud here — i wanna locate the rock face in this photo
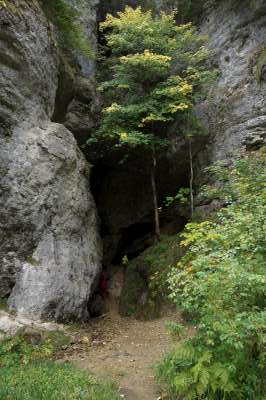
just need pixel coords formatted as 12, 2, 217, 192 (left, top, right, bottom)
0, 0, 58, 133
197, 0, 266, 164
5, 123, 101, 321
0, 0, 102, 320
62, 0, 100, 140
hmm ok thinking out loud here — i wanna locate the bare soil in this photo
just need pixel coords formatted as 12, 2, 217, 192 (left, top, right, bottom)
61, 303, 189, 400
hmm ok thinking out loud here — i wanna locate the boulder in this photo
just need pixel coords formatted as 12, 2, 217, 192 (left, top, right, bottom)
0, 0, 102, 320
0, 310, 64, 338
4, 123, 102, 321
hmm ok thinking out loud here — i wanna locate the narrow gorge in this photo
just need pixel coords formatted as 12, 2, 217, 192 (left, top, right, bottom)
0, 1, 265, 399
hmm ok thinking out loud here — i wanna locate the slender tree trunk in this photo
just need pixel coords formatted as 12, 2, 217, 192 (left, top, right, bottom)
151, 149, 160, 239
188, 138, 194, 219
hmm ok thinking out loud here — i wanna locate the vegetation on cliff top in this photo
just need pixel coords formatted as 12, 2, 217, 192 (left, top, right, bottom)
40, 0, 93, 57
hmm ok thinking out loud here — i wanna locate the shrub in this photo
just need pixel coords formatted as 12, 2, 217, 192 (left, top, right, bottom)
158, 149, 266, 399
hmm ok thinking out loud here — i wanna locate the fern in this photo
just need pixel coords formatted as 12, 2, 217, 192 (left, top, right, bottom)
158, 149, 266, 399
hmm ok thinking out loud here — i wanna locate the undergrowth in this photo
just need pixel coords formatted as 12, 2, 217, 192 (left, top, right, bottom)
0, 331, 120, 400
157, 148, 266, 399
0, 362, 119, 400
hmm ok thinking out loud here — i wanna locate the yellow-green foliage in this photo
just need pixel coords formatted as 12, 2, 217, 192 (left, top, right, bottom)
0, 330, 71, 367
158, 149, 266, 399
0, 0, 26, 15
91, 6, 214, 150
0, 298, 7, 311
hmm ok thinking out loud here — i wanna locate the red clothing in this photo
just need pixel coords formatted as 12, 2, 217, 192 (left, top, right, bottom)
100, 276, 108, 298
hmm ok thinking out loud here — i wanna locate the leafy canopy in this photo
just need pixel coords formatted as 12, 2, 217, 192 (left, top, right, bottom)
91, 6, 213, 150
158, 149, 266, 399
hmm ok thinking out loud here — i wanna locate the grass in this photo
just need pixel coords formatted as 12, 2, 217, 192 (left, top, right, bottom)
0, 361, 120, 400
0, 331, 120, 400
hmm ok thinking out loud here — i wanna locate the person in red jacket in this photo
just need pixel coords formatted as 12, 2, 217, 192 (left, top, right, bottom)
99, 272, 108, 299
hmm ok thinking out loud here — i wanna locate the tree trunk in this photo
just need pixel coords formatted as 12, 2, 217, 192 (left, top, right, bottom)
151, 150, 160, 239
188, 138, 194, 219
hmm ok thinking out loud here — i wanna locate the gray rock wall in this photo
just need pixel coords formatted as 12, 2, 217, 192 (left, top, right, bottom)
7, 123, 101, 321
0, 0, 58, 132
0, 0, 102, 320
197, 0, 266, 165
63, 0, 100, 139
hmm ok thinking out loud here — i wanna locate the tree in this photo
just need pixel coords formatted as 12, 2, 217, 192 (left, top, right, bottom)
91, 6, 213, 237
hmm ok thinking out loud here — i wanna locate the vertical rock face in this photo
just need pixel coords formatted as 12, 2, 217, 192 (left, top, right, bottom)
63, 0, 100, 139
198, 0, 266, 164
7, 123, 101, 321
67, 0, 99, 76
0, 0, 102, 320
0, 0, 58, 132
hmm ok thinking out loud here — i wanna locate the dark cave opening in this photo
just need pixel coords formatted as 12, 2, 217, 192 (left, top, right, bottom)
89, 157, 190, 319
112, 221, 155, 263
90, 158, 190, 270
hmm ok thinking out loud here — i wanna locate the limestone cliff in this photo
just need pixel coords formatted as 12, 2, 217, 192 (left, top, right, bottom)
197, 0, 266, 164
0, 0, 102, 320
0, 0, 265, 321
93, 0, 266, 261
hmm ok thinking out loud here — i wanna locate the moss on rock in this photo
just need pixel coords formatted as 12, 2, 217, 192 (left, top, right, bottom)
119, 235, 184, 319
256, 47, 266, 82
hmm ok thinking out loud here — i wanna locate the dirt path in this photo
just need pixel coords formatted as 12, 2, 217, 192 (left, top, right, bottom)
62, 306, 185, 400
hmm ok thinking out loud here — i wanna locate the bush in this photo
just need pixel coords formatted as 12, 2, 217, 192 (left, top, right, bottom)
158, 149, 266, 399
0, 330, 71, 367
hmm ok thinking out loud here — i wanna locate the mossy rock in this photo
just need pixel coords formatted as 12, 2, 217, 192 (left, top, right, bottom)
0, 298, 8, 311
119, 235, 184, 319
26, 256, 41, 267
255, 47, 266, 82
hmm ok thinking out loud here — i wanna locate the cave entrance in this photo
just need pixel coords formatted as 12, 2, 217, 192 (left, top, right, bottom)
112, 221, 155, 264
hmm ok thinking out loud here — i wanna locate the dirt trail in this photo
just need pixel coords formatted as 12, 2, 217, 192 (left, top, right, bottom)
62, 305, 185, 400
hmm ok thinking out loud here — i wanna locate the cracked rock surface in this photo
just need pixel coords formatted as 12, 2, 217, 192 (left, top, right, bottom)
0, 0, 102, 321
